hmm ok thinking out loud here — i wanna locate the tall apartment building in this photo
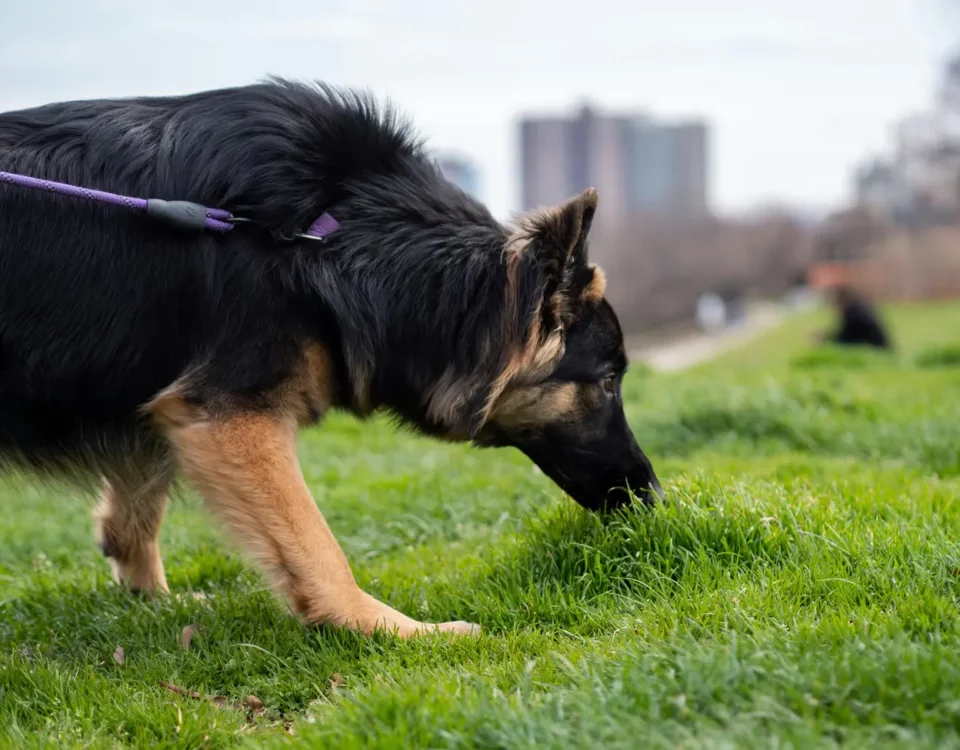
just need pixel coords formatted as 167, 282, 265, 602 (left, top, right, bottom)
519, 105, 710, 223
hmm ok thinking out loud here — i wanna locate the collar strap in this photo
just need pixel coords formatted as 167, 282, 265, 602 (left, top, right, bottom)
299, 212, 341, 241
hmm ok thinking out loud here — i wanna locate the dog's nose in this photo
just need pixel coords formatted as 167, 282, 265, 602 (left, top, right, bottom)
634, 479, 662, 505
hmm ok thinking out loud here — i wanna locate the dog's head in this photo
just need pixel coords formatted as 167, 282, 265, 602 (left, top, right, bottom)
332, 176, 661, 510
471, 187, 661, 511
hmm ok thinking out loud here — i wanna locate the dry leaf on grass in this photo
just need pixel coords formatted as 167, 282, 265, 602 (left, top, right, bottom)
161, 682, 202, 700
160, 681, 267, 719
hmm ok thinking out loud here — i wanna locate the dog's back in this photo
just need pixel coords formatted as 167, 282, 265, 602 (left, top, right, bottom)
0, 81, 415, 476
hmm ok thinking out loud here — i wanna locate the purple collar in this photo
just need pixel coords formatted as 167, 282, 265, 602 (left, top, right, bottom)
0, 169, 339, 241
301, 212, 341, 241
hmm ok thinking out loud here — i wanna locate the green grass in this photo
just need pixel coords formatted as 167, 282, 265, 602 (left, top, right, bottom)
3, 301, 960, 748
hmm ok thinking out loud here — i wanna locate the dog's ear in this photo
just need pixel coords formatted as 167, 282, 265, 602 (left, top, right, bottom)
528, 187, 597, 275
524, 187, 605, 326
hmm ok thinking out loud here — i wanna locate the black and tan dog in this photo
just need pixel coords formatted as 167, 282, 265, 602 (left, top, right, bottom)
0, 79, 661, 637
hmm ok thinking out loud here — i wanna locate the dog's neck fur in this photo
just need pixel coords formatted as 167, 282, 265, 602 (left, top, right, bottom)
291, 160, 546, 439
290, 164, 602, 443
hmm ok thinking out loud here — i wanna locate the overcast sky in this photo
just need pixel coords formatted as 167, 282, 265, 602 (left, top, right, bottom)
1, 0, 955, 219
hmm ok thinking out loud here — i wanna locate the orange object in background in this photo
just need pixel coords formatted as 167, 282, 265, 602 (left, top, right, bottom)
807, 262, 855, 289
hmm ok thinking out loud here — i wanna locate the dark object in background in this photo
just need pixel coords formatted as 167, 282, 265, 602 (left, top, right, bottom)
719, 286, 747, 327
824, 286, 892, 350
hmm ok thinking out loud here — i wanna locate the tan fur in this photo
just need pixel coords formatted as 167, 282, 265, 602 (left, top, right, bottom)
424, 364, 487, 437
282, 342, 338, 426
488, 382, 580, 430
348, 364, 374, 417
479, 311, 565, 430
145, 391, 476, 638
582, 265, 607, 304
297, 341, 372, 417
95, 467, 173, 593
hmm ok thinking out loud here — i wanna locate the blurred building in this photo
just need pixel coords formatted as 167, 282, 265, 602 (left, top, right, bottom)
853, 54, 960, 227
628, 119, 708, 216
854, 159, 901, 217
436, 152, 481, 200
942, 53, 960, 110
896, 112, 959, 223
519, 104, 710, 224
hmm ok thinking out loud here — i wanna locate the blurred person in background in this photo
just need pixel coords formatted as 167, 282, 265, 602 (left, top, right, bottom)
818, 285, 892, 350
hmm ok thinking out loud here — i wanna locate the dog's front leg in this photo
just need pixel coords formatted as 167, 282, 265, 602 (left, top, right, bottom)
151, 402, 477, 637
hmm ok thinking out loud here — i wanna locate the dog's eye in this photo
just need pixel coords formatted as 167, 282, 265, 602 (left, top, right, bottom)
600, 376, 617, 394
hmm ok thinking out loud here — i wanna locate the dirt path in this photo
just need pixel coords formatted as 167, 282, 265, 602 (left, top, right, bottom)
628, 303, 786, 373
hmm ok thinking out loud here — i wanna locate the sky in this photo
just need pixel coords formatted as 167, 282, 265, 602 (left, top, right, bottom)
1, 0, 955, 220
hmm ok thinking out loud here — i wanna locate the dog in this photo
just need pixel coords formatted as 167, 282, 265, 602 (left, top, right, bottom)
0, 79, 661, 638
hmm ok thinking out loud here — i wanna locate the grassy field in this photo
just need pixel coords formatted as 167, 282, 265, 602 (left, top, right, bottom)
3, 301, 960, 748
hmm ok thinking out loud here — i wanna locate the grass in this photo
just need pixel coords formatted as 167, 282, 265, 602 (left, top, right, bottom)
3, 301, 960, 748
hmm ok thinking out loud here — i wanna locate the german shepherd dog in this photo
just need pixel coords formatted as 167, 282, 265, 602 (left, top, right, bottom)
0, 79, 661, 637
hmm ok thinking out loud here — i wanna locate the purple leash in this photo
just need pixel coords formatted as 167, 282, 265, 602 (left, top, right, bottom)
0, 170, 339, 241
